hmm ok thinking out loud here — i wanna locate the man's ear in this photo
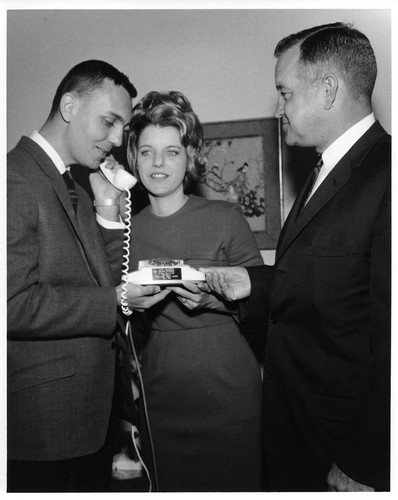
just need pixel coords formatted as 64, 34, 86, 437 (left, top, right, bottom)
59, 93, 76, 123
323, 73, 338, 110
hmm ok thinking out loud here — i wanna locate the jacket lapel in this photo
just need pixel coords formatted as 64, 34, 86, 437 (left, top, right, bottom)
18, 138, 82, 234
276, 121, 387, 263
276, 172, 315, 250
19, 137, 106, 286
76, 195, 116, 286
52, 174, 107, 286
276, 159, 352, 261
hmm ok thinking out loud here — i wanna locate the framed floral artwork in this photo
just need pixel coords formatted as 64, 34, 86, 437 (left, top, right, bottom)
197, 118, 284, 249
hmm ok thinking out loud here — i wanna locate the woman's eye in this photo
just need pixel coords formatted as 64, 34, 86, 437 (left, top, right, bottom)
104, 119, 115, 128
140, 149, 153, 157
167, 150, 179, 156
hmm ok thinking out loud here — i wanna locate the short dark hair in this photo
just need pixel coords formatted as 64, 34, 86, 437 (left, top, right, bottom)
127, 91, 207, 182
48, 59, 137, 119
274, 22, 377, 100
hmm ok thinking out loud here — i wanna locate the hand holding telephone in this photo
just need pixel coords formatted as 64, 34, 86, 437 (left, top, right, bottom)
99, 159, 137, 191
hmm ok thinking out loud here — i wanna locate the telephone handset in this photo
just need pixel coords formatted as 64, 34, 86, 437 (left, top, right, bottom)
99, 160, 137, 191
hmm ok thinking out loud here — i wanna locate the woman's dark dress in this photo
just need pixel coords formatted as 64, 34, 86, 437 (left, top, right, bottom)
130, 195, 263, 492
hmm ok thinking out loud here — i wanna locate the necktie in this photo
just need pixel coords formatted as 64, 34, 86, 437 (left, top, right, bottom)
303, 154, 323, 207
62, 169, 78, 213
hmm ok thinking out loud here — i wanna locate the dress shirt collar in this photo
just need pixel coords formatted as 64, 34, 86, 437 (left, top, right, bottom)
30, 130, 67, 175
306, 113, 375, 202
30, 132, 124, 229
321, 113, 376, 170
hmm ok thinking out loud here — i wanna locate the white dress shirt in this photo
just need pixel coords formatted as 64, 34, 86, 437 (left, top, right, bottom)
30, 131, 124, 229
307, 113, 376, 201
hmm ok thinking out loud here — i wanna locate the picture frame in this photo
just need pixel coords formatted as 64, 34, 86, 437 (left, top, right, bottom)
197, 118, 284, 249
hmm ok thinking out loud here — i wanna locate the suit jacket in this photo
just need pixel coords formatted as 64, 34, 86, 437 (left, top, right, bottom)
7, 136, 125, 461
241, 122, 391, 491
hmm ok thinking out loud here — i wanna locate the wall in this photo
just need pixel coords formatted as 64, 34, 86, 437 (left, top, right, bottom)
6, 8, 391, 263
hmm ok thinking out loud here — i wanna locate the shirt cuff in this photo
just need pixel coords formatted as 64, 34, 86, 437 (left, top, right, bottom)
96, 213, 125, 230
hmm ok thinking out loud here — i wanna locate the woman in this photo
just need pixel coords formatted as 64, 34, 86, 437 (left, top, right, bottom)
127, 91, 263, 492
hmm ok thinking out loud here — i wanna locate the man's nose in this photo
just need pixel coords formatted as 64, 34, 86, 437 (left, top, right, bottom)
108, 126, 124, 147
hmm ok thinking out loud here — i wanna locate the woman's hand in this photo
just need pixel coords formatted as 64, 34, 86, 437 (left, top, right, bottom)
167, 281, 237, 314
167, 281, 210, 311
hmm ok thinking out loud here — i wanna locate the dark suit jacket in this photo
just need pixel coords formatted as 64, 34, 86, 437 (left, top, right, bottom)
241, 122, 391, 491
7, 136, 125, 461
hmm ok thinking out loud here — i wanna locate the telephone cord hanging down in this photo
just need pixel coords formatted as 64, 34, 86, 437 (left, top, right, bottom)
121, 189, 133, 316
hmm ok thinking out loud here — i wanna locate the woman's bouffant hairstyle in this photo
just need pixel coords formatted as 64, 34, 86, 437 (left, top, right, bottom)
127, 91, 207, 183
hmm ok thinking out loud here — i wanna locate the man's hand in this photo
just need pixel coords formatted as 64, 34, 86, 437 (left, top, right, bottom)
327, 463, 375, 491
90, 156, 130, 221
115, 283, 170, 312
199, 266, 251, 301
90, 155, 125, 200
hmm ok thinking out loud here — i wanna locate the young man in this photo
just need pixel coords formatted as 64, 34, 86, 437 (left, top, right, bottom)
7, 60, 169, 492
202, 23, 391, 492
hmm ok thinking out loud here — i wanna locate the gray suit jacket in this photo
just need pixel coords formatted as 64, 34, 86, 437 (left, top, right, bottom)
7, 136, 125, 461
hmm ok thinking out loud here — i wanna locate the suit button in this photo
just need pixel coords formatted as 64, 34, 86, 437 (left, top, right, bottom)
111, 340, 116, 350
270, 317, 277, 324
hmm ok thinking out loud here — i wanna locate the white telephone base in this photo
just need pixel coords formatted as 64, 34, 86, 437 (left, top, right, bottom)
128, 259, 206, 285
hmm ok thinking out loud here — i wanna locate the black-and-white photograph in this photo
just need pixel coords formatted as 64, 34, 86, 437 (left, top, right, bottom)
2, 1, 393, 496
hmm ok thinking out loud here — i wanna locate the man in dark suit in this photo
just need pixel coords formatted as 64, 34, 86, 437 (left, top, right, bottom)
201, 23, 390, 491
7, 60, 170, 492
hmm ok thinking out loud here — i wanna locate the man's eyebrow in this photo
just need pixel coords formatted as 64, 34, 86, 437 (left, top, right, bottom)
108, 112, 124, 122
